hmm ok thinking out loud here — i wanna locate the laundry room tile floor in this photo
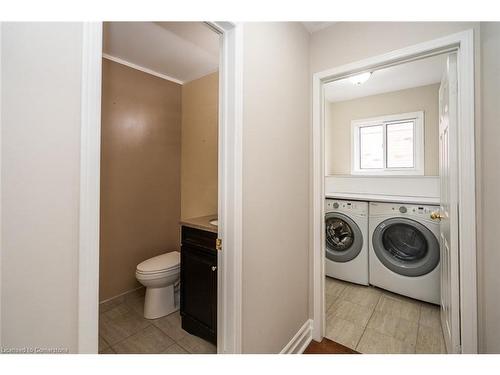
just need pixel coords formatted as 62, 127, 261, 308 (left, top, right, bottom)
325, 276, 446, 354
98, 288, 216, 354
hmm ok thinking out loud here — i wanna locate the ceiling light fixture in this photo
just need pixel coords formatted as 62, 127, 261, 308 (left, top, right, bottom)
349, 72, 372, 85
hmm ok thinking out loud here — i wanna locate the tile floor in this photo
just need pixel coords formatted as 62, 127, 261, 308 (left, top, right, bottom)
98, 288, 217, 354
325, 276, 446, 354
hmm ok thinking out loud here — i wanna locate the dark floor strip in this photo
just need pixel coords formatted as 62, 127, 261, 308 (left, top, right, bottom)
303, 338, 359, 354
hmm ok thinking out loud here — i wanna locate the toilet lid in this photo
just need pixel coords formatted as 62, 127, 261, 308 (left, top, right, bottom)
136, 251, 180, 273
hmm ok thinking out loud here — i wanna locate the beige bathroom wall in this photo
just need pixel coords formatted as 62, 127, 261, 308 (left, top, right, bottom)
180, 72, 219, 220
1, 22, 82, 352
99, 59, 182, 302
326, 83, 440, 176
242, 22, 310, 353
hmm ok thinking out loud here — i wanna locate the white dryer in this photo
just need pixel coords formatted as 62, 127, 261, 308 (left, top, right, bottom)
369, 202, 441, 304
325, 199, 369, 285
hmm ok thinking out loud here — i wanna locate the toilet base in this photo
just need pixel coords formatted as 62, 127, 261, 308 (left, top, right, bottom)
143, 284, 178, 319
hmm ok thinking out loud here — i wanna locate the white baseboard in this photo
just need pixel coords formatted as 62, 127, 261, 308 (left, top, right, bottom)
99, 286, 144, 305
280, 319, 313, 354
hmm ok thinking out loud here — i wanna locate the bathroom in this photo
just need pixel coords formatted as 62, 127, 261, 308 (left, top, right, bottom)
98, 22, 220, 354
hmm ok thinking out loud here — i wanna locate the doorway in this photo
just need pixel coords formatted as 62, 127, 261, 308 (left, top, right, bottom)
77, 22, 243, 354
312, 30, 477, 354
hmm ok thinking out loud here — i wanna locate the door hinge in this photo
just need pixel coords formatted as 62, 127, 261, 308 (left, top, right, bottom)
216, 238, 223, 251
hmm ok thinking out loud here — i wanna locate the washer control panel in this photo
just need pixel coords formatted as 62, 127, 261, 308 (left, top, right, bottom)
326, 199, 368, 215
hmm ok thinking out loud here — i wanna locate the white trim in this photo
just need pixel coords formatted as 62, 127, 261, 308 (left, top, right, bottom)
210, 21, 244, 354
98, 286, 143, 305
0, 21, 3, 348
455, 29, 478, 354
78, 22, 102, 354
351, 111, 424, 176
102, 53, 184, 85
78, 21, 243, 354
280, 320, 313, 354
312, 29, 477, 353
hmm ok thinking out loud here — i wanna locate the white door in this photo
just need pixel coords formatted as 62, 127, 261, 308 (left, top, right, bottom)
438, 53, 461, 354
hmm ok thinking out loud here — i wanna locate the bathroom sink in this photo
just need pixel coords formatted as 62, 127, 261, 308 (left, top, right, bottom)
209, 219, 218, 226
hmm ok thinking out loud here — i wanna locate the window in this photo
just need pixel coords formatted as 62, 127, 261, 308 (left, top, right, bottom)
351, 111, 424, 175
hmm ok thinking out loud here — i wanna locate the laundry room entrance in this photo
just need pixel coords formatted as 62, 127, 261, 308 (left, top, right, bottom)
312, 31, 477, 354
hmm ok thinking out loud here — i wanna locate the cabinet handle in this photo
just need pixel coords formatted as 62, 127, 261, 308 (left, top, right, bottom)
211, 266, 217, 272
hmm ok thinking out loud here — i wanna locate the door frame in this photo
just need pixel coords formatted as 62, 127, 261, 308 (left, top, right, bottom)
311, 29, 477, 353
77, 22, 243, 353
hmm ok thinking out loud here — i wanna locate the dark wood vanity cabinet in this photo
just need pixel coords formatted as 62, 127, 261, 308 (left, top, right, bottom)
180, 226, 217, 344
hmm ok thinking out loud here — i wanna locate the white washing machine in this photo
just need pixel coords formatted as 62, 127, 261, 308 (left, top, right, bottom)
369, 202, 441, 304
325, 199, 369, 285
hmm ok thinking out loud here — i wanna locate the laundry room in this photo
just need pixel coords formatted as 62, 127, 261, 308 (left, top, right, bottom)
322, 53, 454, 354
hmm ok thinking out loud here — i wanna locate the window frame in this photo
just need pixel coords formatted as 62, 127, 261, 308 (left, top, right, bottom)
350, 111, 424, 176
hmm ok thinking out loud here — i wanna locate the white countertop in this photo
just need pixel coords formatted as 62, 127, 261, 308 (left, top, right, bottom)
325, 192, 440, 205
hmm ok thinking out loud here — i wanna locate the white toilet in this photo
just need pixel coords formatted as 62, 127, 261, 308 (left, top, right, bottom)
135, 251, 180, 319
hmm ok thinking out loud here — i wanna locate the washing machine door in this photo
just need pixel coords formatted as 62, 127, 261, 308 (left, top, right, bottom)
325, 212, 363, 263
372, 217, 439, 277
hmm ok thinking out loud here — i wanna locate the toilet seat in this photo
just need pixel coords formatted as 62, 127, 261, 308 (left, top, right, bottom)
136, 251, 180, 275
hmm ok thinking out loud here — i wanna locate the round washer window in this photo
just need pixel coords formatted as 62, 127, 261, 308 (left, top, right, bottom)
326, 217, 354, 252
325, 212, 363, 263
382, 223, 428, 262
372, 217, 439, 277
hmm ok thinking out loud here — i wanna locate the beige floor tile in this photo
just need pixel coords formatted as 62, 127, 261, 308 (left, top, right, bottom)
99, 295, 126, 314
124, 291, 146, 318
325, 293, 337, 312
327, 298, 374, 327
99, 303, 151, 345
162, 343, 189, 354
325, 316, 365, 350
356, 328, 415, 354
375, 293, 421, 323
416, 325, 446, 354
325, 277, 348, 298
419, 303, 442, 330
340, 284, 382, 309
152, 310, 188, 341
177, 333, 217, 354
366, 310, 418, 345
112, 325, 175, 354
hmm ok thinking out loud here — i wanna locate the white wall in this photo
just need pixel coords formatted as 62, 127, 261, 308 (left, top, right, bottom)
242, 22, 310, 353
478, 22, 500, 354
1, 23, 83, 353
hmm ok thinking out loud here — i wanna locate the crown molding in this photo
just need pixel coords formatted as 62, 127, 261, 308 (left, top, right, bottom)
102, 53, 184, 85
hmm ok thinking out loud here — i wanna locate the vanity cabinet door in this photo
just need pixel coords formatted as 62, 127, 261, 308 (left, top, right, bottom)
180, 242, 217, 344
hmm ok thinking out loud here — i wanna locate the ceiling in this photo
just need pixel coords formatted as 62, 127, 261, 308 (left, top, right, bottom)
103, 22, 219, 84
324, 53, 448, 103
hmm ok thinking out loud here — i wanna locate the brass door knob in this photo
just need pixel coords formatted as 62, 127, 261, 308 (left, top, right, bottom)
430, 211, 443, 220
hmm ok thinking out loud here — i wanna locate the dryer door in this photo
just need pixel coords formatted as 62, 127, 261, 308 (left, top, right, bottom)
372, 217, 439, 277
325, 212, 363, 263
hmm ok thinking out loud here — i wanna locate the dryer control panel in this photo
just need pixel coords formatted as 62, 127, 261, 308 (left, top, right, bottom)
326, 199, 368, 215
